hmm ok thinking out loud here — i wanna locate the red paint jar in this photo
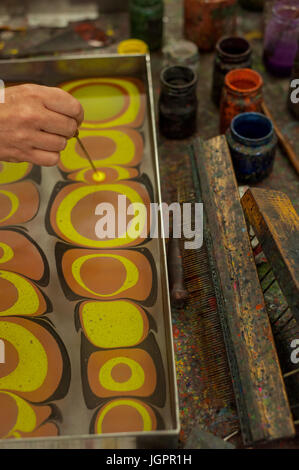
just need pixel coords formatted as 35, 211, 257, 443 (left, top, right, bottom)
184, 0, 237, 52
220, 68, 263, 133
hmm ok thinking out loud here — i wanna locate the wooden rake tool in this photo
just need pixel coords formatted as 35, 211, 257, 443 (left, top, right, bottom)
168, 147, 237, 428
193, 135, 295, 446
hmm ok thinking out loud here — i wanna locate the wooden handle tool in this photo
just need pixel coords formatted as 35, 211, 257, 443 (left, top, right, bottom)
261, 102, 299, 176
167, 234, 189, 308
74, 129, 98, 176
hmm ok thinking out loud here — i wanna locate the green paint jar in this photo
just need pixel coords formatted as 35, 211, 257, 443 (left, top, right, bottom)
129, 0, 164, 51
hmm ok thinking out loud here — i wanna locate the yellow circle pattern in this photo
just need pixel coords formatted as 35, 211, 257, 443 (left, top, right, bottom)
96, 399, 153, 434
80, 301, 147, 349
0, 271, 40, 317
60, 78, 142, 129
60, 129, 137, 171
0, 242, 14, 264
72, 84, 126, 122
0, 391, 36, 439
55, 184, 147, 248
0, 162, 30, 185
0, 190, 19, 224
72, 254, 139, 298
99, 357, 145, 392
0, 321, 48, 393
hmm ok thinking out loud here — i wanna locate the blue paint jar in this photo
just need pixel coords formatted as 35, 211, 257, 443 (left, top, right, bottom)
226, 112, 277, 183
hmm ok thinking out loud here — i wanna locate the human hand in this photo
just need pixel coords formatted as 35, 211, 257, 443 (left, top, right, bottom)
0, 83, 84, 166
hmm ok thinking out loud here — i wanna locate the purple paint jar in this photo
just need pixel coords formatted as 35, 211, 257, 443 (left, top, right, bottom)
263, 0, 299, 77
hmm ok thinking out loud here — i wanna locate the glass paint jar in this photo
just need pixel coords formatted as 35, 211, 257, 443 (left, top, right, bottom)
159, 65, 198, 139
129, 0, 164, 52
263, 1, 276, 33
212, 35, 252, 105
226, 112, 277, 183
163, 40, 200, 75
239, 0, 264, 11
117, 39, 149, 54
184, 0, 237, 52
220, 68, 263, 134
263, 0, 299, 77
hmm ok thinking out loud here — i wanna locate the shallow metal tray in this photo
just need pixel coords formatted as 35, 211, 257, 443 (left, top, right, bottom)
0, 53, 179, 449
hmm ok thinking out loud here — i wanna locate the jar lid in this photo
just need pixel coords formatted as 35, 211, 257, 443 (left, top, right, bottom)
225, 68, 263, 94
273, 1, 299, 24
118, 39, 149, 54
163, 40, 199, 68
131, 0, 161, 6
216, 36, 252, 63
160, 65, 198, 94
230, 112, 274, 147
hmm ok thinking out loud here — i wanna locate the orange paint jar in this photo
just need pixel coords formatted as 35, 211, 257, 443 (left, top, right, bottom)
219, 68, 263, 133
184, 0, 237, 52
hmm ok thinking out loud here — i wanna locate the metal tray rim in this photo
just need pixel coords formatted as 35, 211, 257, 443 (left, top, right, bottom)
0, 53, 180, 448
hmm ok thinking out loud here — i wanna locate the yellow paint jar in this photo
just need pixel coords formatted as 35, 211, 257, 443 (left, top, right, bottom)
117, 39, 149, 55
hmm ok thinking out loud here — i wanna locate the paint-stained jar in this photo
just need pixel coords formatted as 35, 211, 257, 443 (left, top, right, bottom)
163, 40, 200, 75
239, 0, 264, 11
220, 68, 263, 133
129, 0, 164, 51
263, 0, 299, 77
226, 112, 277, 183
212, 36, 252, 105
184, 0, 237, 52
159, 65, 198, 139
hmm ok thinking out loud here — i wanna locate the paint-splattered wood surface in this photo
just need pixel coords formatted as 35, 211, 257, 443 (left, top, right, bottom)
154, 0, 299, 448
241, 188, 299, 324
195, 135, 295, 445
